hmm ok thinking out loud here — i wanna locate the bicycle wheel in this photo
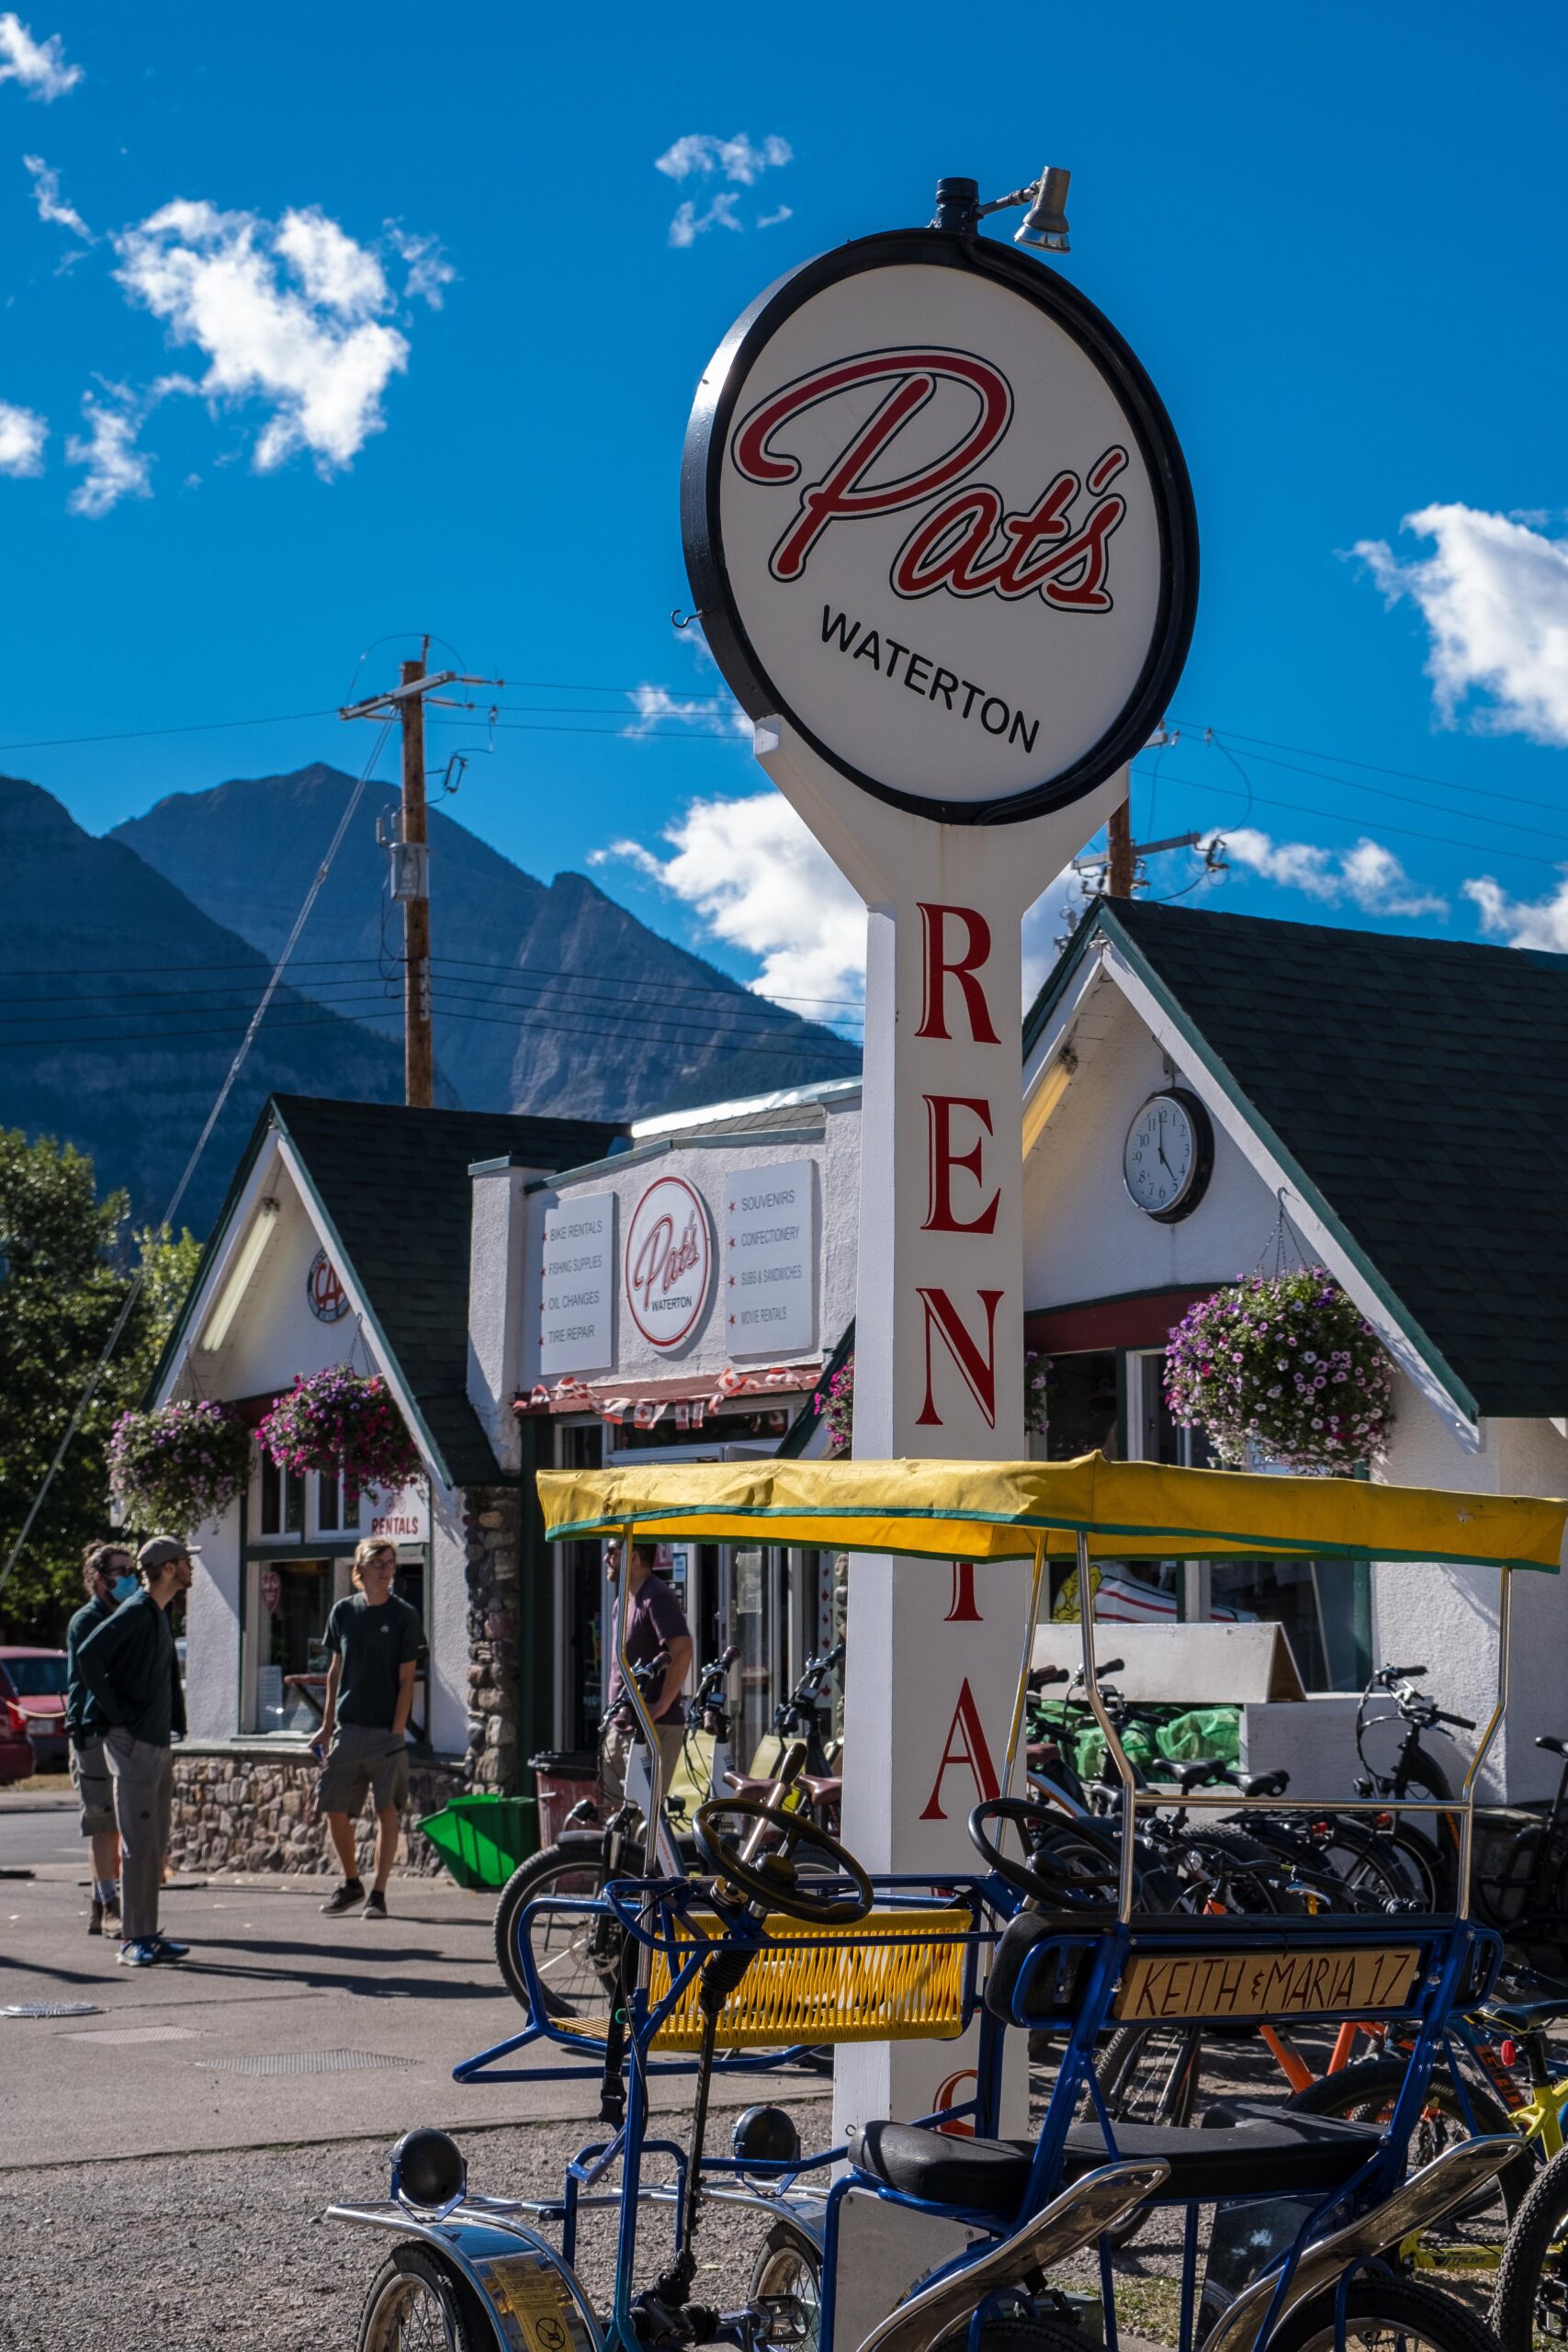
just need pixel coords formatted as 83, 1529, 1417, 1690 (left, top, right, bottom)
1171, 1826, 1309, 1917
750, 2222, 822, 2352
1491, 2138, 1568, 2352
1289, 2052, 1533, 2225
1269, 2275, 1507, 2352
491, 1842, 615, 2019
358, 2245, 491, 2352
1099, 2020, 1204, 2125
931, 2312, 1090, 2352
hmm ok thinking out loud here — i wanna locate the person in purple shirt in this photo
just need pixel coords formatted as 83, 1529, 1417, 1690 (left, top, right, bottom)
600, 1540, 693, 1806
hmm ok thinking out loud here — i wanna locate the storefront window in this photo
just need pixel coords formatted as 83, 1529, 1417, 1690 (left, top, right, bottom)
316, 1469, 362, 1533
1044, 1351, 1120, 1462
258, 1555, 335, 1734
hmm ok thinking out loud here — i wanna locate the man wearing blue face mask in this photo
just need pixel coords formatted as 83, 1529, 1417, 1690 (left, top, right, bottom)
65, 1541, 136, 1935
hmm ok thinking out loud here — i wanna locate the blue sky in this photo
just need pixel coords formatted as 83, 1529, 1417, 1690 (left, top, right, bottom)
6, 1, 1568, 1026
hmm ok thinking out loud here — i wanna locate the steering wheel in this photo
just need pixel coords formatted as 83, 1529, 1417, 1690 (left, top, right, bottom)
694, 1797, 874, 1925
967, 1796, 1120, 1910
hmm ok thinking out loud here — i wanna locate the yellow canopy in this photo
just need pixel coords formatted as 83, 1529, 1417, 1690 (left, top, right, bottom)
536, 1453, 1567, 1575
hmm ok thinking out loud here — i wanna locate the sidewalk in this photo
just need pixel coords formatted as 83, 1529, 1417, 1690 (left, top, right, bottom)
2, 1847, 803, 2166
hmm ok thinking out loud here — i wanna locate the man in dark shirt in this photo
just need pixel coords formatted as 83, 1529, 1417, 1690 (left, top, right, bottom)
316, 1538, 422, 1919
601, 1540, 693, 1808
76, 1533, 193, 1967
65, 1540, 138, 1936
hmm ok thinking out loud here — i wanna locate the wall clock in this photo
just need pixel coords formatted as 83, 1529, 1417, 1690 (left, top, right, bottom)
1122, 1089, 1213, 1223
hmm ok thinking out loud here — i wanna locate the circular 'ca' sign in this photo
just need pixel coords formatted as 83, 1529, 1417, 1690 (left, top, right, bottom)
682, 231, 1198, 826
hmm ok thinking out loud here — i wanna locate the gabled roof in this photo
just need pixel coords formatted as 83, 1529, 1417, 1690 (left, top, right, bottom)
1027, 899, 1568, 1419
159, 1094, 627, 1487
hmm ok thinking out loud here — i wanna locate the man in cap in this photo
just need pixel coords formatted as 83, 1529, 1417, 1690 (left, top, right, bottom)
76, 1534, 195, 1967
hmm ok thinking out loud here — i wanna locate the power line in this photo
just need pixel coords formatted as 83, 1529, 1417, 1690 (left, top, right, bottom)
1172, 719, 1568, 816
1127, 763, 1564, 876
0, 708, 338, 753
1156, 733, 1568, 844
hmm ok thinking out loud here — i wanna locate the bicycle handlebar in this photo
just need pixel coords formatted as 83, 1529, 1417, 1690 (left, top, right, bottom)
1377, 1664, 1427, 1683
1435, 1709, 1477, 1730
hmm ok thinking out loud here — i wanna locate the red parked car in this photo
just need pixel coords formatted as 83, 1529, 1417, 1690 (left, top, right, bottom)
0, 1647, 68, 1769
0, 1717, 32, 1783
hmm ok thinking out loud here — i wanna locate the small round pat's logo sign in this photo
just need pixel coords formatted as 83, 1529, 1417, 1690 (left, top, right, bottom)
682, 230, 1197, 826
625, 1176, 712, 1351
306, 1250, 350, 1323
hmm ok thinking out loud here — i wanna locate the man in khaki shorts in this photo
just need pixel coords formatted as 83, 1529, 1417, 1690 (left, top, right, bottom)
65, 1541, 138, 1935
316, 1538, 421, 1919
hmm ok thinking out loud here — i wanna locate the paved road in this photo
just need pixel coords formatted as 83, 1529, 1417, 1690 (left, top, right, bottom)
0, 1786, 81, 1869
1, 1828, 807, 2168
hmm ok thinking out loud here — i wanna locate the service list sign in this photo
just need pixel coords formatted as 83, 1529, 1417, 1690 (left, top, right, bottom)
725, 1160, 815, 1358
539, 1191, 615, 1376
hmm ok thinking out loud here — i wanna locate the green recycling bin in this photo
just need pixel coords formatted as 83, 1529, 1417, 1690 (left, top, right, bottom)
418, 1792, 538, 1891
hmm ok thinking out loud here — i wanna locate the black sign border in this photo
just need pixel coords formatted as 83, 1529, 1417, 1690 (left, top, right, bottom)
682, 228, 1199, 828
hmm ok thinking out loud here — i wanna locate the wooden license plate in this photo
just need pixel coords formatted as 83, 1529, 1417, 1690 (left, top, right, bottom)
1111, 1945, 1420, 2023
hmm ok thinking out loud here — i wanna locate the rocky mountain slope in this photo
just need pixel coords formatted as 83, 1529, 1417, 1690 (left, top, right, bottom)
0, 776, 412, 1233
113, 763, 860, 1121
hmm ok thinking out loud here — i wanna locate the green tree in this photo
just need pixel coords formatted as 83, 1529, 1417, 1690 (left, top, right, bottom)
0, 1131, 201, 1642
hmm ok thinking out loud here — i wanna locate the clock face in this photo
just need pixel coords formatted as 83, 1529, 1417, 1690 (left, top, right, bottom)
1122, 1091, 1213, 1222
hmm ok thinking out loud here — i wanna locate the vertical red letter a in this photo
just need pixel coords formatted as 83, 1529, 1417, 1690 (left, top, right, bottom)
919, 1679, 1000, 1819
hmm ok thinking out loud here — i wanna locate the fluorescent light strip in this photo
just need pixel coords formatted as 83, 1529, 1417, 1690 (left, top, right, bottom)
199, 1198, 280, 1352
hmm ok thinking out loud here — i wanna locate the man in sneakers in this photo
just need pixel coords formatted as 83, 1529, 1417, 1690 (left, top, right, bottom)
65, 1541, 138, 1937
316, 1538, 421, 1919
76, 1535, 194, 1968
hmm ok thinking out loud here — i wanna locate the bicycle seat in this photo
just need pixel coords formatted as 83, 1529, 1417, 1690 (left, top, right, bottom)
722, 1771, 778, 1801
799, 1772, 841, 1804
1167, 1758, 1230, 1793
1536, 1736, 1568, 1759
1483, 1995, 1568, 2031
1241, 1770, 1291, 1798
846, 2105, 1381, 2218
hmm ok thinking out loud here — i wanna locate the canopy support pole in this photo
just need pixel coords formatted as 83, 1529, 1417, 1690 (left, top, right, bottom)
615, 1518, 666, 1992
1074, 1531, 1139, 1921
1000, 1534, 1048, 1803
1457, 1564, 1511, 1922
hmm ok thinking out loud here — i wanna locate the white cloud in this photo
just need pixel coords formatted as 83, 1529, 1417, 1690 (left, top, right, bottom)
112, 199, 410, 474
621, 683, 751, 740
66, 389, 151, 516
1224, 826, 1447, 919
1355, 503, 1568, 744
669, 191, 742, 249
655, 130, 792, 246
1463, 871, 1568, 953
0, 397, 46, 475
0, 12, 80, 100
655, 132, 792, 185
1021, 865, 1098, 1003
597, 789, 865, 1010
23, 151, 90, 236
385, 221, 455, 309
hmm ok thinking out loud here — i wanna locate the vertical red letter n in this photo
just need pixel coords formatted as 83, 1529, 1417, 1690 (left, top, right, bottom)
915, 1286, 1003, 1429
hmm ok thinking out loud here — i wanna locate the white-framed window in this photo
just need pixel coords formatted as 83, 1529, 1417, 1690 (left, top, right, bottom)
255, 1458, 362, 1543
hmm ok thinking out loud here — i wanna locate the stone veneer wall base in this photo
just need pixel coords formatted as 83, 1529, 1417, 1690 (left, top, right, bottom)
169, 1749, 468, 1876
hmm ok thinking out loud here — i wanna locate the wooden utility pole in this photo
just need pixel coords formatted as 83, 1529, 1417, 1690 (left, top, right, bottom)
399, 652, 434, 1107
1106, 797, 1135, 898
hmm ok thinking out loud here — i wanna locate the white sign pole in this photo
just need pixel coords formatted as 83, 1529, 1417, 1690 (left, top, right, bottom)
760, 718, 1125, 2132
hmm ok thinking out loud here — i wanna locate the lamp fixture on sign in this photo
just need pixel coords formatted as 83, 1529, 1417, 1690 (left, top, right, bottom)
199, 1198, 281, 1353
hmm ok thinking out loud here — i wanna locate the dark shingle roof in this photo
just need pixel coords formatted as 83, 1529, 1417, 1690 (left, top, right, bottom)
171, 1095, 626, 1487
1035, 900, 1568, 1418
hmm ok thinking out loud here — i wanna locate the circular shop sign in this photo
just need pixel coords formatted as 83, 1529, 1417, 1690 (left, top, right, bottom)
682, 229, 1198, 826
306, 1249, 351, 1323
624, 1175, 713, 1351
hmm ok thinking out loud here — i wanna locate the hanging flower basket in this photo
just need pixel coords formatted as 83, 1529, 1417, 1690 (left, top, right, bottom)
1024, 1350, 1051, 1441
257, 1368, 422, 1495
1164, 1268, 1395, 1475
108, 1400, 253, 1537
813, 1354, 854, 1455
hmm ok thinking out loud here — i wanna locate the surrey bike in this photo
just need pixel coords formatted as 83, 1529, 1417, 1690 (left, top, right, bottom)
493, 1643, 844, 2021
333, 1452, 1565, 2352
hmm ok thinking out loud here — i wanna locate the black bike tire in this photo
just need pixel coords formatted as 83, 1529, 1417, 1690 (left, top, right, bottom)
1170, 1826, 1309, 1917
491, 1841, 613, 2017
1269, 2274, 1508, 2352
931, 2312, 1093, 2352
1287, 2052, 1532, 2222
357, 2245, 491, 2352
1099, 2020, 1202, 2125
1490, 2137, 1568, 2352
750, 2221, 823, 2352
